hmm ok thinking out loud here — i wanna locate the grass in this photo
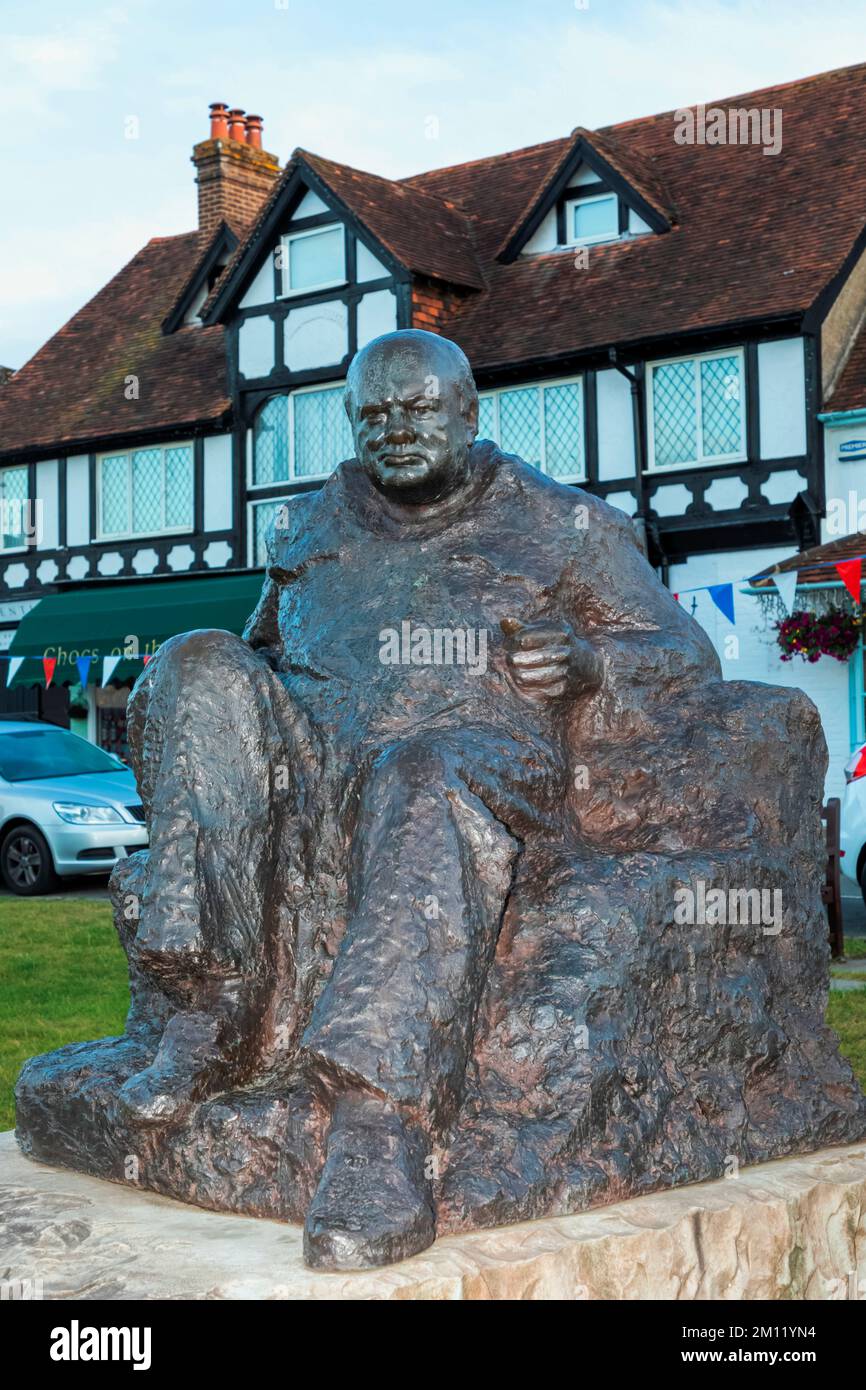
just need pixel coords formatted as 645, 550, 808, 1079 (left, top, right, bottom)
0, 897, 128, 1131
0, 899, 865, 1132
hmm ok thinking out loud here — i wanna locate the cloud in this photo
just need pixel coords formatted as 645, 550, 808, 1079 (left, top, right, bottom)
0, 7, 128, 125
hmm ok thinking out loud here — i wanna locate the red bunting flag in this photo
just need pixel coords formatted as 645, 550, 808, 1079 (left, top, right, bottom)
142, 654, 151, 667
835, 558, 863, 604
42, 656, 56, 689
673, 592, 679, 603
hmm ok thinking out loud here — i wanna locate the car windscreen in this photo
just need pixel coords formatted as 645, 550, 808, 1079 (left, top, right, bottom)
0, 729, 124, 781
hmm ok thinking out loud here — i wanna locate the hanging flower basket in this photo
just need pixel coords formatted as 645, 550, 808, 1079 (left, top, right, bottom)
775, 608, 860, 663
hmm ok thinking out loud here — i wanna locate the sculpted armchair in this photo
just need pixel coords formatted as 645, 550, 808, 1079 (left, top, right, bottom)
17, 331, 866, 1270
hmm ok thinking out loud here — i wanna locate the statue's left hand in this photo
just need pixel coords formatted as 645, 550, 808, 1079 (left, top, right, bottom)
502, 619, 602, 703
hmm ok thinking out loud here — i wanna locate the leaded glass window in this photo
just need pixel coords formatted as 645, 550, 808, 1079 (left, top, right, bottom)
252, 385, 353, 486
0, 465, 28, 549
294, 386, 354, 478
98, 444, 193, 537
251, 497, 286, 567
475, 379, 585, 481
253, 396, 290, 486
649, 351, 745, 469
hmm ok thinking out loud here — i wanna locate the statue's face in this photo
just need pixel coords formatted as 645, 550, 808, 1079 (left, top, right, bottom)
348, 340, 477, 502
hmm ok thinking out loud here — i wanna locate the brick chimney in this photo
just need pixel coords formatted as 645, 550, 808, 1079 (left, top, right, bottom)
192, 102, 281, 236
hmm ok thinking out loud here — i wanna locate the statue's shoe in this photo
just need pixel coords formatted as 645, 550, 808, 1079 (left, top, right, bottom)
116, 1011, 221, 1128
303, 1094, 435, 1270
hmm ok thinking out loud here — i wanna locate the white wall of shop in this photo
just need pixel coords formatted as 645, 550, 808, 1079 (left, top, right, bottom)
668, 545, 851, 801
823, 421, 866, 543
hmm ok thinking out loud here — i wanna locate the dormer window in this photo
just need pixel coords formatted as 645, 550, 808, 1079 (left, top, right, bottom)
280, 225, 345, 297
565, 191, 619, 246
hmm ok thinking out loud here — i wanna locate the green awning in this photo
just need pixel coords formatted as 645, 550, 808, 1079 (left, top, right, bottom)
8, 571, 266, 687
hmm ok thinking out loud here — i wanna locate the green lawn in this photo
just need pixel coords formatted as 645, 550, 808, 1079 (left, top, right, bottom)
0, 897, 128, 1130
0, 899, 865, 1133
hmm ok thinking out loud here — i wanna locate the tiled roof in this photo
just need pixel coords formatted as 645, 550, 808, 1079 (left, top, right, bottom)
825, 322, 866, 413
301, 151, 485, 290
203, 148, 486, 320
405, 61, 866, 369
750, 531, 866, 587
9, 60, 866, 459
0, 231, 231, 460
494, 126, 676, 261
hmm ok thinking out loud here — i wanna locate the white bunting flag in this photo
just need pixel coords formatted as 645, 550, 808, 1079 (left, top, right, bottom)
5, 656, 24, 687
772, 570, 799, 615
102, 654, 122, 686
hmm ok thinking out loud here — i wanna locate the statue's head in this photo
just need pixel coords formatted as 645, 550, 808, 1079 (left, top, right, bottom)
345, 330, 479, 502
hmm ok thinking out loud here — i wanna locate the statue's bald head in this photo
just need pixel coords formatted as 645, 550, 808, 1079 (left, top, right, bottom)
345, 330, 479, 502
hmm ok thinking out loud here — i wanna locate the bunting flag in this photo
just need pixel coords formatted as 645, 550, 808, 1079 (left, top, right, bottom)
6, 656, 24, 687
707, 582, 735, 624
835, 558, 863, 604
772, 570, 799, 615
42, 656, 57, 688
76, 655, 92, 687
142, 654, 152, 667
102, 654, 122, 686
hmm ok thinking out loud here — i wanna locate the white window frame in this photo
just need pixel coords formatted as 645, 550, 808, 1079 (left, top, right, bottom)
0, 465, 31, 554
248, 381, 350, 490
476, 375, 587, 483
646, 347, 747, 472
564, 192, 619, 247
96, 442, 195, 541
278, 224, 346, 298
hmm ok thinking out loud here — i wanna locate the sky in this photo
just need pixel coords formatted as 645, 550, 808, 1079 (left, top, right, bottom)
2, 0, 866, 368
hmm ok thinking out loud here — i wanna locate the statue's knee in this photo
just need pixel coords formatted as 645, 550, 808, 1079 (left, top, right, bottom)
369, 733, 453, 796
131, 629, 258, 714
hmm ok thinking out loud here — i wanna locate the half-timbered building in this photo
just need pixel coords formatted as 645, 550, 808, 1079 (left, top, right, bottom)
4, 68, 866, 774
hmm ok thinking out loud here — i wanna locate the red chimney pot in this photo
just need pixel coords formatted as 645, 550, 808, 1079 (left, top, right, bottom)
245, 115, 264, 149
228, 108, 246, 142
209, 102, 229, 140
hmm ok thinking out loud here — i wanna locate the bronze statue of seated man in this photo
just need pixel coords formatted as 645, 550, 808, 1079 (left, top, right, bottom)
16, 330, 866, 1271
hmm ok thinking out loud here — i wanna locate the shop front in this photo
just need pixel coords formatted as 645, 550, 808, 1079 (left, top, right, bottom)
3, 571, 265, 753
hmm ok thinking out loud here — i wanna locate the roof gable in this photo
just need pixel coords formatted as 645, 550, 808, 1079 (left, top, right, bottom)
162, 220, 240, 334
0, 232, 230, 461
497, 127, 675, 263
205, 149, 485, 323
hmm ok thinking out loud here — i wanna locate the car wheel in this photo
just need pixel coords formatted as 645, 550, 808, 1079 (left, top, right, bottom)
1, 826, 59, 896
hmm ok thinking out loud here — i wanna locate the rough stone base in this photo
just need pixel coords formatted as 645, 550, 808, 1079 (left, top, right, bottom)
3, 1130, 865, 1300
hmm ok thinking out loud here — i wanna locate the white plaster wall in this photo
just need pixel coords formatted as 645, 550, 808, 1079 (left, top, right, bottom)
357, 289, 397, 349
821, 422, 866, 543
758, 338, 806, 460
239, 259, 276, 310
356, 241, 389, 282
596, 367, 635, 481
294, 189, 329, 217
35, 460, 59, 549
522, 207, 558, 255
668, 545, 851, 801
238, 315, 275, 379
284, 301, 348, 370
203, 434, 233, 532
65, 454, 90, 545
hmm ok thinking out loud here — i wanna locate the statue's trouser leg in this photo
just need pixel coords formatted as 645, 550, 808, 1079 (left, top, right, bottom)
302, 726, 562, 1141
122, 628, 319, 1110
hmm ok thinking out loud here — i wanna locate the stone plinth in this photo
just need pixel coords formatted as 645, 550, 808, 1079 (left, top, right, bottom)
2, 1131, 865, 1300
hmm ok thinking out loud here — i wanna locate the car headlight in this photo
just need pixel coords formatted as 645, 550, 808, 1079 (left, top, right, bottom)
52, 802, 124, 825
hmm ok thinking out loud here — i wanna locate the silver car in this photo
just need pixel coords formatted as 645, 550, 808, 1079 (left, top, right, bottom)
0, 720, 147, 895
